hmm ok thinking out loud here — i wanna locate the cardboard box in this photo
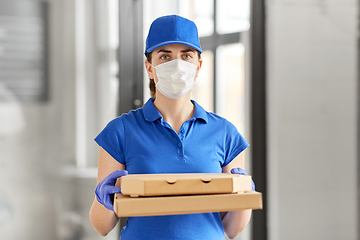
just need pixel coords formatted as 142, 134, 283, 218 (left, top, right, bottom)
120, 173, 252, 197
114, 191, 262, 217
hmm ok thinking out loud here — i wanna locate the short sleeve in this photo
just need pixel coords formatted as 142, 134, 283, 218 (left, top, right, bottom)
222, 121, 249, 167
94, 117, 126, 164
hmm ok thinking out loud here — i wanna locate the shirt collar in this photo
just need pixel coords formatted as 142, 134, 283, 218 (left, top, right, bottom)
142, 98, 208, 123
143, 98, 162, 122
191, 100, 208, 123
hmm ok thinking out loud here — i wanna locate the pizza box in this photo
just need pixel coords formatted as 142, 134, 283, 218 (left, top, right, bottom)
120, 173, 253, 197
114, 191, 262, 217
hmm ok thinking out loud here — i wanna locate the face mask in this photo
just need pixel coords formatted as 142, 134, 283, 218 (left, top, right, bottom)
152, 59, 198, 99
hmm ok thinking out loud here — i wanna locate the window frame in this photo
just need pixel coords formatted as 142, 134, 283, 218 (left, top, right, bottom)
250, 1, 268, 240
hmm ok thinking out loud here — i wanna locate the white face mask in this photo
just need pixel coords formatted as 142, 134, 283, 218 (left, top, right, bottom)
152, 59, 198, 99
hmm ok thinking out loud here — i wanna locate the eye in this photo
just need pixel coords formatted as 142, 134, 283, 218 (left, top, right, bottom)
183, 54, 192, 60
160, 55, 169, 60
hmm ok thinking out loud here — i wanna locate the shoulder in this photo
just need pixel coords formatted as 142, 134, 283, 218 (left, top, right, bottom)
192, 100, 232, 127
197, 107, 243, 141
121, 107, 144, 121
204, 111, 236, 130
205, 111, 228, 122
105, 108, 144, 129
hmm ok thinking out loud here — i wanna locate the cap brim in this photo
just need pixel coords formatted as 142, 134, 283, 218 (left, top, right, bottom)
145, 41, 203, 55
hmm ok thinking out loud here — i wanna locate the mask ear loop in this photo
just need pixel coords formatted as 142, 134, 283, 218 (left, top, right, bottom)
150, 64, 159, 86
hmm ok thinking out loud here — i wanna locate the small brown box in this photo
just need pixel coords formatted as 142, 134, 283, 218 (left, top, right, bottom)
120, 173, 253, 197
114, 192, 263, 217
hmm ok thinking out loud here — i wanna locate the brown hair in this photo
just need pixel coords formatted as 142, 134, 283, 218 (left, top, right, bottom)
146, 51, 202, 98
145, 52, 156, 98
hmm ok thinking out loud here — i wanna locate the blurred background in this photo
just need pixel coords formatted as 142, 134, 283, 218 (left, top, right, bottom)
0, 0, 357, 240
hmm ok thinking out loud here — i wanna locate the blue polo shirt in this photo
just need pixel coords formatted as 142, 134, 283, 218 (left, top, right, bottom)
95, 98, 249, 240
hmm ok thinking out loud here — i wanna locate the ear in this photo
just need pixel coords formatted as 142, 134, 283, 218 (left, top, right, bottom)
145, 60, 155, 79
195, 59, 203, 79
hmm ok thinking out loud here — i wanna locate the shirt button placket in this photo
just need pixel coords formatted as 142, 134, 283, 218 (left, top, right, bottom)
177, 126, 186, 160
177, 141, 184, 160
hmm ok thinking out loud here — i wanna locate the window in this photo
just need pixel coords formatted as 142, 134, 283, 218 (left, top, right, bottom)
0, 1, 49, 102
179, 0, 250, 139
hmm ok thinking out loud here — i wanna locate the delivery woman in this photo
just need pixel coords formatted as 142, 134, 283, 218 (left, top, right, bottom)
89, 14, 254, 240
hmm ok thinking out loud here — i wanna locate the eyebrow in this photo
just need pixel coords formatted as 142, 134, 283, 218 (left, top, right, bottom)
181, 49, 195, 53
157, 49, 171, 53
157, 48, 195, 54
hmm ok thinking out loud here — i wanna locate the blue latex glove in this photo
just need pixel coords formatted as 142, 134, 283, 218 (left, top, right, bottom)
230, 168, 255, 191
95, 170, 128, 211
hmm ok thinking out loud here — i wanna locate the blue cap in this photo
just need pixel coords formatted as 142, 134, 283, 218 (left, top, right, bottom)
145, 15, 203, 55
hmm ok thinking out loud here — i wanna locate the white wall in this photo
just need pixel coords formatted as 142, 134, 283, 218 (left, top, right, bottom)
267, 0, 358, 239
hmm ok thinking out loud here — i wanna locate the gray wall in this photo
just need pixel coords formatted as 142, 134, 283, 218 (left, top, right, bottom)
267, 0, 358, 239
0, 0, 78, 238
0, 0, 118, 239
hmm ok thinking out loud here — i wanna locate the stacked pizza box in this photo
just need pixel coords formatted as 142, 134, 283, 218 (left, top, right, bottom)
114, 173, 262, 217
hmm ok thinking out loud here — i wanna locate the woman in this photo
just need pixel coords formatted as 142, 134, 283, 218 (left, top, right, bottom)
89, 14, 254, 240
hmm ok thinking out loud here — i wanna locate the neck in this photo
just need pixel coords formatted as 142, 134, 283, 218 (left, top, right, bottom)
153, 92, 194, 133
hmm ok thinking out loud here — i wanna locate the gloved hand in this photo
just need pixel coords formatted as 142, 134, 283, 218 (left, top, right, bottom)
95, 170, 128, 211
230, 168, 255, 191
